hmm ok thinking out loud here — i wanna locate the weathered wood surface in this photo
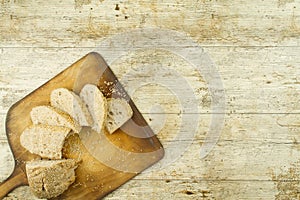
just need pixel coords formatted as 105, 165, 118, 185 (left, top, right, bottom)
0, 0, 299, 47
1, 0, 300, 199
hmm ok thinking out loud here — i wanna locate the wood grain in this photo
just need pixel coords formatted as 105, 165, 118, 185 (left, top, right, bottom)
1, 47, 300, 115
1, 0, 300, 199
0, 0, 299, 47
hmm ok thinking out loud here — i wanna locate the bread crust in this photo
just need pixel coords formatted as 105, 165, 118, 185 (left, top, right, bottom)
26, 159, 77, 199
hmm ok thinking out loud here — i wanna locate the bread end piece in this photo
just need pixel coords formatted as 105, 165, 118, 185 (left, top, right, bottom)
26, 159, 77, 199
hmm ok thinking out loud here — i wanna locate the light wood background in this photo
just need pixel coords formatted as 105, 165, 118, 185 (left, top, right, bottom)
1, 0, 300, 199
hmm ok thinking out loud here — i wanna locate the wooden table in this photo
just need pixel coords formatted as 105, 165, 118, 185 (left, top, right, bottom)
1, 0, 300, 199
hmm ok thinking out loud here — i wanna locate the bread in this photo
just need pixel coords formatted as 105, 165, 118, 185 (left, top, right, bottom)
30, 105, 81, 133
26, 159, 77, 199
50, 88, 93, 127
79, 84, 107, 133
20, 125, 71, 159
105, 98, 133, 134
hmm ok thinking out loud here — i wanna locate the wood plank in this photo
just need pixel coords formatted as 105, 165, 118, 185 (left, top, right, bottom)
143, 113, 300, 143
3, 179, 279, 200
4, 164, 300, 200
0, 0, 299, 47
3, 141, 299, 200
1, 113, 300, 181
1, 47, 300, 114
2, 112, 300, 144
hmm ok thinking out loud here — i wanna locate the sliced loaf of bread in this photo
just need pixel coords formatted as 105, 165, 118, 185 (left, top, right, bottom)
30, 105, 81, 133
79, 84, 107, 133
26, 159, 77, 199
20, 125, 71, 159
105, 98, 133, 134
50, 88, 93, 127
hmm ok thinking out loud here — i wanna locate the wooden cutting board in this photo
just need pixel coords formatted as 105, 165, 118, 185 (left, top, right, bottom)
0, 52, 164, 199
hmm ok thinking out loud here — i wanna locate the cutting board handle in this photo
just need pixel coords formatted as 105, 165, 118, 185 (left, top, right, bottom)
0, 167, 27, 199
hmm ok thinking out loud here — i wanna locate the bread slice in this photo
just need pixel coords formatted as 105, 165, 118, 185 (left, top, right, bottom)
105, 98, 133, 134
50, 88, 93, 127
26, 159, 77, 199
79, 84, 107, 133
20, 125, 71, 159
30, 105, 81, 133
